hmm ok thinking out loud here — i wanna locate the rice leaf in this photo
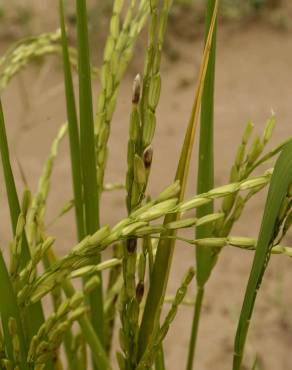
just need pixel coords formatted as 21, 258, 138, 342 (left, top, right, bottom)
187, 1, 218, 368
196, 0, 218, 291
59, 0, 85, 242
75, 0, 104, 347
233, 139, 292, 369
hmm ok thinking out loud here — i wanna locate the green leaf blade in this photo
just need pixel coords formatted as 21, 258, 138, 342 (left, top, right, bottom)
59, 0, 85, 242
233, 139, 292, 369
75, 0, 104, 351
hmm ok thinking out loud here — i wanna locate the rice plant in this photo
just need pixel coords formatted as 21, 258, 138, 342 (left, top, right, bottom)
0, 0, 291, 370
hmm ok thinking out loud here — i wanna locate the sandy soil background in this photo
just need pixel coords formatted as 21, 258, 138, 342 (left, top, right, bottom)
1, 1, 292, 369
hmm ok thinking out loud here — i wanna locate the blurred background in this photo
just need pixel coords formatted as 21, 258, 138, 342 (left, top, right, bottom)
0, 1, 292, 369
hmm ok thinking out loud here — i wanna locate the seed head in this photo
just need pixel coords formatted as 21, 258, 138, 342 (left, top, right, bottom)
136, 281, 145, 303
263, 114, 276, 144
242, 121, 254, 144
21, 188, 31, 216
126, 237, 137, 254
132, 74, 141, 104
143, 146, 153, 169
8, 318, 17, 336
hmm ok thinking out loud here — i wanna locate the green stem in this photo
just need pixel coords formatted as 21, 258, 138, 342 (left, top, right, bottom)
155, 348, 166, 370
186, 287, 204, 370
64, 331, 79, 370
